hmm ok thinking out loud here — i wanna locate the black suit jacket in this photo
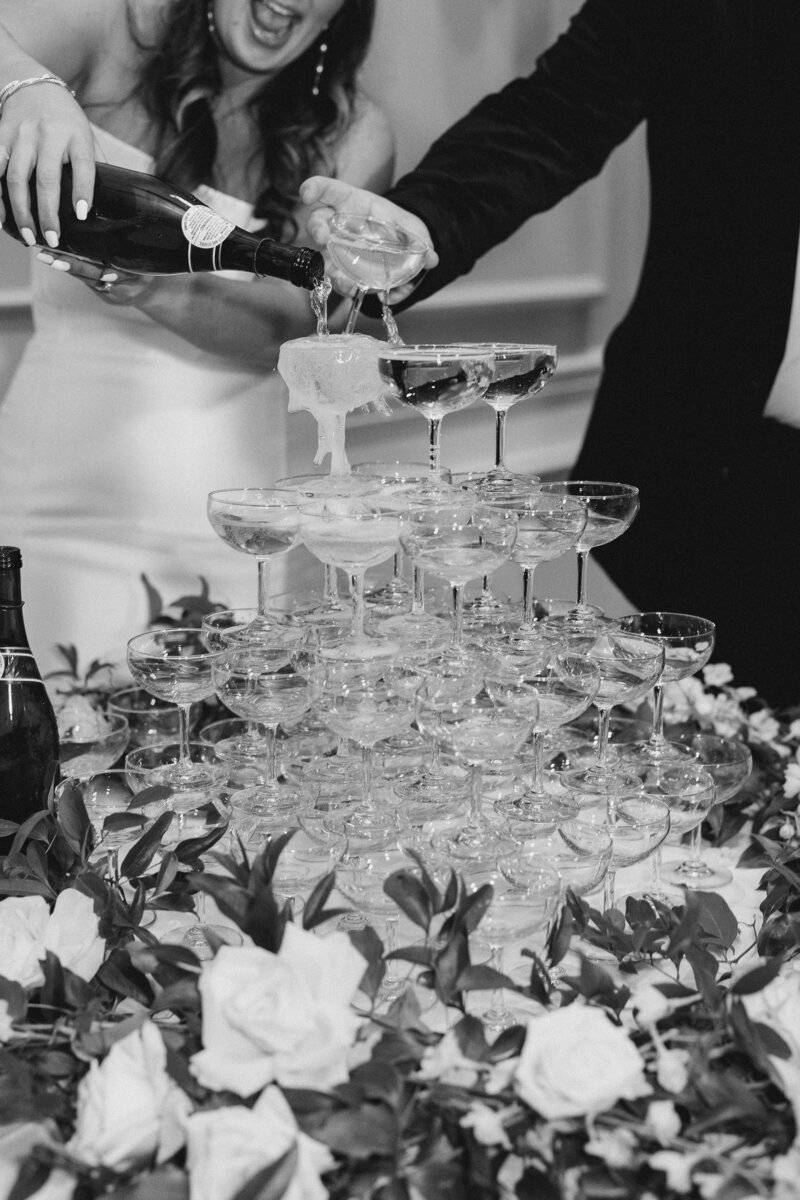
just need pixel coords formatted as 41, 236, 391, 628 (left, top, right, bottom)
376, 0, 800, 699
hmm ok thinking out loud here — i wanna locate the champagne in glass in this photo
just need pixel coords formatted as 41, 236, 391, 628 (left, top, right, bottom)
207, 487, 301, 645
540, 481, 640, 632
378, 344, 493, 484
327, 212, 428, 341
475, 342, 557, 488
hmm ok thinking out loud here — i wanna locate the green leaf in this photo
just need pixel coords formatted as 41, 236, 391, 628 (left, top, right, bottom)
120, 811, 174, 879
730, 956, 785, 995
384, 869, 434, 932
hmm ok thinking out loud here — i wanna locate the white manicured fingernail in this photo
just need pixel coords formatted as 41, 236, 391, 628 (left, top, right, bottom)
75, 199, 88, 221
44, 230, 59, 248
19, 228, 36, 247
36, 251, 55, 264
100, 272, 118, 283
52, 260, 71, 272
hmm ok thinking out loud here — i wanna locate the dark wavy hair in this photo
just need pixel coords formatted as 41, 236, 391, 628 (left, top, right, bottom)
127, 0, 376, 239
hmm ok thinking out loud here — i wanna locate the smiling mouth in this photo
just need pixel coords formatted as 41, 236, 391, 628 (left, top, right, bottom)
250, 0, 300, 45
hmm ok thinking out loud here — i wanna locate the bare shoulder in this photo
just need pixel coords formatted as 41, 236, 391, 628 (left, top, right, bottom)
0, 0, 124, 78
332, 91, 396, 192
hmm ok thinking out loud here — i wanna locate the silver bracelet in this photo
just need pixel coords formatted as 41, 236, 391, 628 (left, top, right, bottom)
0, 74, 75, 118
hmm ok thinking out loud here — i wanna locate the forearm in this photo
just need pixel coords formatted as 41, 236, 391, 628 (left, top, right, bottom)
130, 273, 318, 367
382, 0, 652, 308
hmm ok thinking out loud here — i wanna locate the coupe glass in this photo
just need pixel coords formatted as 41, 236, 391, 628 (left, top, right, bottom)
352, 460, 453, 617
212, 648, 313, 840
108, 688, 181, 748
315, 667, 416, 843
638, 763, 716, 900
420, 685, 534, 867
539, 480, 640, 631
54, 768, 139, 873
327, 211, 429, 342
207, 487, 301, 643
665, 733, 753, 888
399, 501, 517, 670
508, 492, 588, 631
58, 711, 129, 780
564, 629, 665, 795
470, 855, 561, 1030
298, 494, 402, 658
489, 650, 600, 813
393, 655, 483, 816
473, 343, 557, 488
126, 628, 224, 790
572, 792, 670, 912
336, 844, 419, 1001
615, 612, 716, 768
378, 344, 493, 481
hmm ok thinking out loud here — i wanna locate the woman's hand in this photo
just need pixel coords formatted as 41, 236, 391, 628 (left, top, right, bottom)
34, 249, 154, 304
0, 80, 95, 245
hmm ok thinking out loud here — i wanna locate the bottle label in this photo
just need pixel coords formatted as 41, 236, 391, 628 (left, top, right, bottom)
0, 649, 44, 684
181, 206, 235, 249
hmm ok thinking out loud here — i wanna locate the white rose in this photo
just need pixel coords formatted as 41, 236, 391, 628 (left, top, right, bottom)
185, 1085, 333, 1200
0, 1000, 14, 1042
0, 896, 49, 988
645, 1099, 682, 1144
655, 1047, 690, 1094
0, 1124, 75, 1200
514, 1003, 651, 1119
703, 663, 734, 688
631, 982, 671, 1027
741, 962, 800, 1127
43, 890, 105, 982
460, 1103, 512, 1149
68, 1021, 191, 1171
190, 925, 365, 1098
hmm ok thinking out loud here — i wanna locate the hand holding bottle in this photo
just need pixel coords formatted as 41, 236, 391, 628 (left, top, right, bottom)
0, 71, 95, 247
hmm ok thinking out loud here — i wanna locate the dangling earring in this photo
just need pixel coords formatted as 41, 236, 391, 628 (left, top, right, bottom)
207, 1, 222, 51
311, 33, 329, 98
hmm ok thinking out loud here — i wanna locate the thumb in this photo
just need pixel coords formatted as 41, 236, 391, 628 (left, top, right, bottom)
299, 175, 372, 212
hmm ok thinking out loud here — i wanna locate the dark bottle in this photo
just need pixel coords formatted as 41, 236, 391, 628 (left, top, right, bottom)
0, 160, 324, 289
0, 547, 60, 857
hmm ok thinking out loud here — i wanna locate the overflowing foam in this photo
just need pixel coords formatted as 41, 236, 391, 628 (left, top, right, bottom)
278, 333, 388, 475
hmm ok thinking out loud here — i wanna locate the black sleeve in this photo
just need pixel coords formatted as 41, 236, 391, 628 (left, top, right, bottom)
376, 0, 656, 311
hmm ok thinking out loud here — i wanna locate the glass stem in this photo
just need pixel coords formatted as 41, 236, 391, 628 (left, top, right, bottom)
452, 583, 464, 646
575, 549, 591, 608
177, 704, 192, 762
466, 763, 484, 828
265, 724, 277, 784
595, 706, 612, 770
428, 417, 442, 475
350, 570, 366, 640
486, 944, 508, 1021
429, 711, 442, 773
323, 564, 339, 607
257, 558, 272, 620
603, 869, 617, 912
681, 822, 706, 873
650, 683, 667, 747
529, 730, 545, 794
522, 564, 539, 626
361, 744, 376, 809
393, 548, 404, 584
411, 565, 426, 616
494, 409, 508, 470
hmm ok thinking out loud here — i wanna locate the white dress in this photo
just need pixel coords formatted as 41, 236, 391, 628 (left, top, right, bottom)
0, 126, 323, 678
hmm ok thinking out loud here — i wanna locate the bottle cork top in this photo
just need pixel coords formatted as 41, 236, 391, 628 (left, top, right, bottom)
0, 547, 22, 569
